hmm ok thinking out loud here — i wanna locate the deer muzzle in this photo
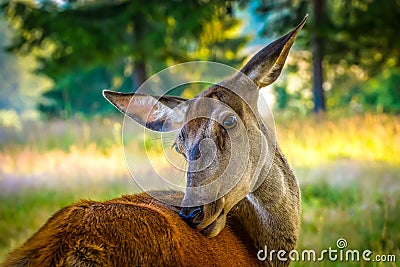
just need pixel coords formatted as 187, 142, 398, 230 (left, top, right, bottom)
179, 197, 226, 237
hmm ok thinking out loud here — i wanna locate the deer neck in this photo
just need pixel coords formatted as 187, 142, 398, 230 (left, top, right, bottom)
229, 146, 301, 256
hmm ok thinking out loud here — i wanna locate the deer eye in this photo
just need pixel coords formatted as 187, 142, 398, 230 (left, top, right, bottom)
173, 143, 182, 153
223, 115, 237, 129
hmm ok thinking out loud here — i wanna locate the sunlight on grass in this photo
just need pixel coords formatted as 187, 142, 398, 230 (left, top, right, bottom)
276, 113, 400, 166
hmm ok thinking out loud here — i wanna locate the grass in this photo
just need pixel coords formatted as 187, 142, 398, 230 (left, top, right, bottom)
275, 113, 400, 166
294, 166, 400, 267
0, 113, 399, 265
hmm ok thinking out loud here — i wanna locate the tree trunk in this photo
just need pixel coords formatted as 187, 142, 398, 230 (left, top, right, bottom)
132, 13, 147, 91
311, 0, 326, 116
133, 60, 147, 90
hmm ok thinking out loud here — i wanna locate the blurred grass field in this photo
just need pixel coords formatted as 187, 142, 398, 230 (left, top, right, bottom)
0, 113, 399, 266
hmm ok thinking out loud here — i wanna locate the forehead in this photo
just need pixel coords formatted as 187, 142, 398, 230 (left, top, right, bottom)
177, 86, 246, 141
187, 85, 245, 117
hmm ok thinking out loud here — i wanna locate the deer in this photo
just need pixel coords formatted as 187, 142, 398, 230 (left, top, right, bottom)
2, 16, 307, 267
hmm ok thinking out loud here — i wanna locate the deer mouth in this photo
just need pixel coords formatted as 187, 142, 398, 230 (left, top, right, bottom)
197, 197, 227, 237
200, 208, 227, 237
179, 196, 227, 237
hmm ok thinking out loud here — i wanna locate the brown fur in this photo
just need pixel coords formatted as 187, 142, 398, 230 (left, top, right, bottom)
2, 193, 258, 267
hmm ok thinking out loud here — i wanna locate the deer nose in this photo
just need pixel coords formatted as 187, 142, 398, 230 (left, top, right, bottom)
188, 142, 201, 161
179, 206, 204, 227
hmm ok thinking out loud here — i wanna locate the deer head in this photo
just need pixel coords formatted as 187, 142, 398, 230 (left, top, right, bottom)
104, 16, 307, 238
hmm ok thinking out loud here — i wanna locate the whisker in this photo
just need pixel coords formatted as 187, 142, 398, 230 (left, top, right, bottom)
147, 136, 176, 148
151, 136, 175, 142
178, 159, 188, 186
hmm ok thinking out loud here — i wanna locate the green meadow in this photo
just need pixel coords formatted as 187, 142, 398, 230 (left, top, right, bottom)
0, 114, 399, 266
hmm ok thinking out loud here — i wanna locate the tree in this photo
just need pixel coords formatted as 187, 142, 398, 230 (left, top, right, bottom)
250, 0, 325, 115
310, 0, 325, 115
2, 0, 248, 117
250, 0, 400, 114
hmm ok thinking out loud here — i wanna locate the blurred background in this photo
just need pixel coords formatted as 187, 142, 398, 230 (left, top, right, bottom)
0, 0, 399, 266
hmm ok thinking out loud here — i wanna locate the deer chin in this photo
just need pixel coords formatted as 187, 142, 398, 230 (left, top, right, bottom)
200, 211, 227, 237
197, 197, 226, 237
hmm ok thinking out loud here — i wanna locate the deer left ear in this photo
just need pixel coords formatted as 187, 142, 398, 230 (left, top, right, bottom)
103, 90, 188, 132
241, 15, 308, 88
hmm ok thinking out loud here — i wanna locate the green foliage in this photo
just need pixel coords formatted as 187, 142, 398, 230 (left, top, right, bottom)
2, 0, 248, 117
0, 19, 52, 116
273, 83, 289, 110
360, 68, 400, 113
37, 66, 115, 117
251, 0, 400, 114
329, 67, 400, 114
302, 181, 359, 208
254, 0, 400, 73
327, 1, 400, 76
0, 20, 20, 110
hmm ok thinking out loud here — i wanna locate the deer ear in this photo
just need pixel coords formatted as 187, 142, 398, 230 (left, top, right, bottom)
241, 15, 308, 88
103, 90, 188, 132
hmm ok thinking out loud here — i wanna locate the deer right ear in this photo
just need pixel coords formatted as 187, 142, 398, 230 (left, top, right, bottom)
103, 90, 188, 132
240, 15, 308, 88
